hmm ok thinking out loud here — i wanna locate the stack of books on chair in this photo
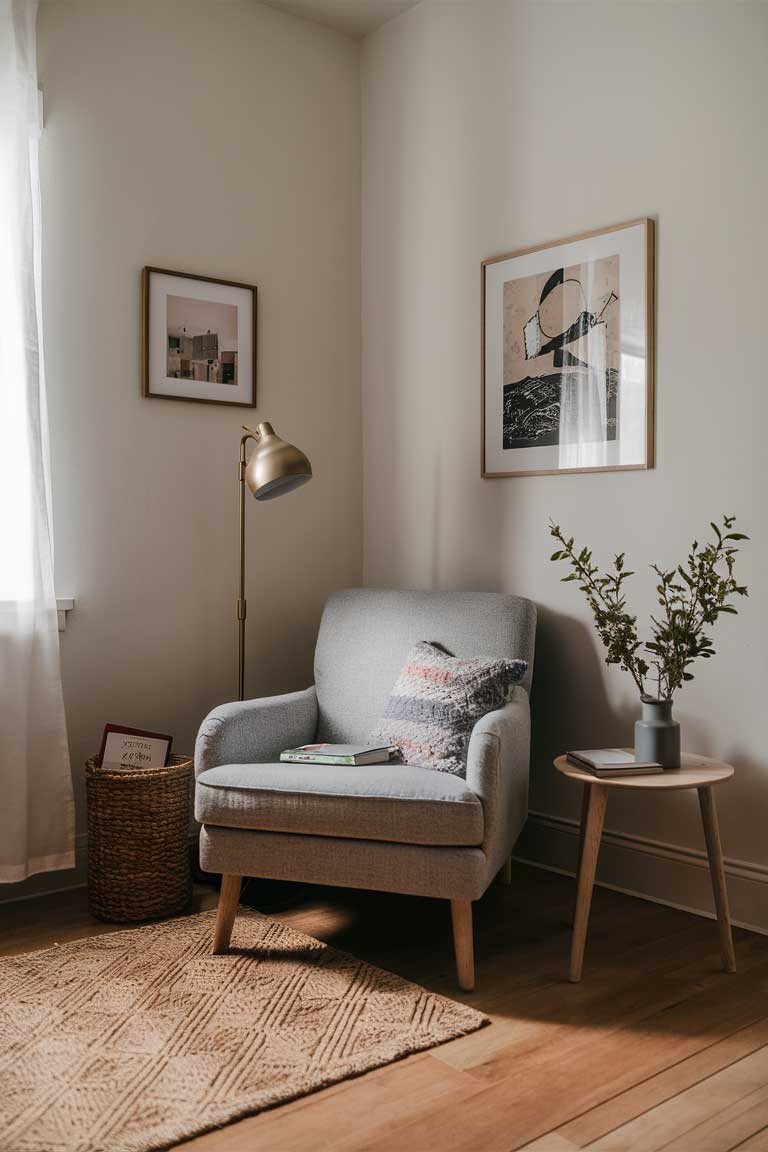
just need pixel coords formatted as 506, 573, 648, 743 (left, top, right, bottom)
566, 749, 663, 777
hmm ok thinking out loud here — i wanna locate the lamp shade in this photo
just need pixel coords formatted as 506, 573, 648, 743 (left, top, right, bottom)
245, 421, 312, 501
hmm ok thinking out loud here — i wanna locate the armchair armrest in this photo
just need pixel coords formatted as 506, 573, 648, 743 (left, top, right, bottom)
465, 686, 531, 879
195, 686, 318, 778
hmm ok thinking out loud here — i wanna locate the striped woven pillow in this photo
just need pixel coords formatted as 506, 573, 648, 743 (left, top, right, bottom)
369, 641, 527, 777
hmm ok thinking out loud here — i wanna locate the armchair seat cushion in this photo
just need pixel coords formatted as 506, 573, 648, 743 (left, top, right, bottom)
195, 761, 484, 847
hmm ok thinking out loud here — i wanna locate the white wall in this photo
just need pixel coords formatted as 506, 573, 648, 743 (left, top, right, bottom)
362, 1, 768, 928
2, 0, 362, 900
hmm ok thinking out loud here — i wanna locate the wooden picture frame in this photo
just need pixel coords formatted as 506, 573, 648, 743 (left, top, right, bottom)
142, 266, 257, 407
481, 218, 655, 478
99, 724, 173, 770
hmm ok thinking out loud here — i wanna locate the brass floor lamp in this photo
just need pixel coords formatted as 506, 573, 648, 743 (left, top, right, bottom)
197, 421, 312, 908
237, 422, 312, 701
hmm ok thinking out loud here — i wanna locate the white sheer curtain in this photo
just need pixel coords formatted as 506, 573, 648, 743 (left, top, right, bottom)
0, 0, 74, 881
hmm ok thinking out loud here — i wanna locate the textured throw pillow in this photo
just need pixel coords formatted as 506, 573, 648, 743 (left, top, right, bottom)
369, 641, 527, 777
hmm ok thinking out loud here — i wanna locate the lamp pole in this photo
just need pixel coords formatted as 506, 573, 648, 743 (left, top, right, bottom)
236, 422, 312, 703
237, 427, 258, 701
229, 419, 312, 910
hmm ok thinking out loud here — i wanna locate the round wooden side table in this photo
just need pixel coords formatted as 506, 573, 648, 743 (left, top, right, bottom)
554, 753, 736, 982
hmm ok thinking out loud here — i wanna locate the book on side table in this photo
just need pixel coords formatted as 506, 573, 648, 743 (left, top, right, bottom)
280, 743, 397, 766
566, 749, 663, 777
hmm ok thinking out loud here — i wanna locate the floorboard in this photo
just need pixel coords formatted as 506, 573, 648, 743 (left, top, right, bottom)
1, 864, 767, 1151
585, 1048, 768, 1151
731, 1125, 768, 1151
540, 1017, 768, 1149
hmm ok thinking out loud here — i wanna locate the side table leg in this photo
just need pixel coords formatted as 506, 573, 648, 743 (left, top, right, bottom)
570, 784, 608, 982
698, 785, 736, 973
576, 782, 590, 881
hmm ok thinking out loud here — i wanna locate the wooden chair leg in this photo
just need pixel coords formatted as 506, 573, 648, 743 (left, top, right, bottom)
497, 856, 513, 886
213, 874, 242, 955
450, 899, 475, 991
698, 786, 736, 973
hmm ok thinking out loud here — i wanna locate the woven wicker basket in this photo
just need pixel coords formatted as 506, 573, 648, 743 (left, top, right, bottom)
86, 753, 194, 922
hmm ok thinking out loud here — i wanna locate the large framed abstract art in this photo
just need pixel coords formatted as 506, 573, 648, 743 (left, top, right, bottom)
481, 219, 654, 477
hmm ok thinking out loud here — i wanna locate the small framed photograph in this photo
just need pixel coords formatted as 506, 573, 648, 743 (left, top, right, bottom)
142, 266, 256, 407
99, 725, 173, 770
481, 218, 654, 477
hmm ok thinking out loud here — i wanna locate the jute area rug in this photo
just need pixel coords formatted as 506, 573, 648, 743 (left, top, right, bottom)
0, 908, 486, 1152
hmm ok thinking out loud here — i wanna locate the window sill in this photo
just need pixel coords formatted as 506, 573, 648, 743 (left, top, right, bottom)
0, 598, 74, 631
57, 598, 74, 632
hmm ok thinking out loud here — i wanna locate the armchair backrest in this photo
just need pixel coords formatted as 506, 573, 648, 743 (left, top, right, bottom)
314, 588, 536, 742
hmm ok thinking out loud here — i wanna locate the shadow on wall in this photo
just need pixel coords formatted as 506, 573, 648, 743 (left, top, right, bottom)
529, 606, 637, 787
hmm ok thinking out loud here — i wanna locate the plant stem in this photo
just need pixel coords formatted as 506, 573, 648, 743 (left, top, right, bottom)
560, 536, 645, 694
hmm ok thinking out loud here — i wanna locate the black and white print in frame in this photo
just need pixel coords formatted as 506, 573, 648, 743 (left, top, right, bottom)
481, 219, 654, 477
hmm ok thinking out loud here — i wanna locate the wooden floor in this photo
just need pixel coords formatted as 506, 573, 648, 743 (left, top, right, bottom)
3, 865, 768, 1151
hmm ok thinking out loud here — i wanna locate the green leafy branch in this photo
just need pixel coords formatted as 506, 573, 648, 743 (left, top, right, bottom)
549, 516, 749, 700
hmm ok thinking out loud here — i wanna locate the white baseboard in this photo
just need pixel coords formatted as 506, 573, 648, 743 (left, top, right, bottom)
2, 817, 766, 937
0, 829, 201, 907
0, 833, 88, 905
515, 810, 768, 936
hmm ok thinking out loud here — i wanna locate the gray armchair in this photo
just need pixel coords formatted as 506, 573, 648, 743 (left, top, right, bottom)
195, 588, 536, 990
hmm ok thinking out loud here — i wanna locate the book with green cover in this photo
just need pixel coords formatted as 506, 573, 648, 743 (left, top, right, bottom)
280, 743, 396, 766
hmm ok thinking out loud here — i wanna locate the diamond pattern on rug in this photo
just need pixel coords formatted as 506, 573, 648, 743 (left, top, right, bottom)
0, 908, 486, 1152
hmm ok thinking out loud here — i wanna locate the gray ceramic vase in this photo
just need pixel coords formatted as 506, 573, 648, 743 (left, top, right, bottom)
634, 696, 681, 768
